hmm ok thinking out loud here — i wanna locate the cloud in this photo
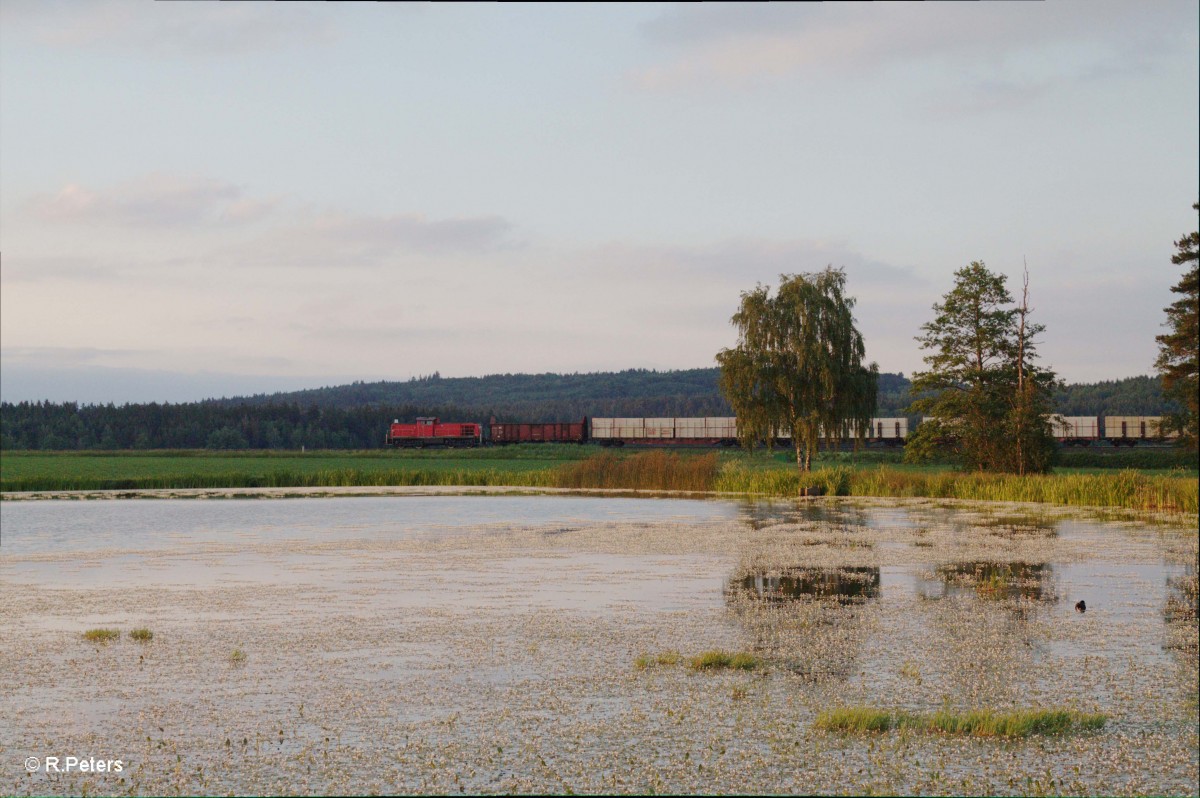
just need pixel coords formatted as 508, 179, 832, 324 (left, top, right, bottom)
225, 210, 517, 269
306, 212, 514, 254
0, 346, 150, 367
4, 0, 336, 56
0, 256, 120, 283
924, 78, 1054, 116
221, 197, 282, 225
583, 238, 920, 291
631, 1, 1195, 89
27, 175, 268, 227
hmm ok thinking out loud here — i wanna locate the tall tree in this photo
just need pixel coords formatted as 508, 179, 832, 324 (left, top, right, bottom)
1155, 203, 1199, 451
717, 268, 878, 472
906, 261, 1057, 473
1005, 268, 1060, 474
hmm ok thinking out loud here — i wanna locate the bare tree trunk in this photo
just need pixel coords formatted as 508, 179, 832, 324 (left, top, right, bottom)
1015, 264, 1031, 476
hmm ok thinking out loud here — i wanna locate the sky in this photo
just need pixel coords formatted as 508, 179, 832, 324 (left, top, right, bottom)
1, 1, 1197, 404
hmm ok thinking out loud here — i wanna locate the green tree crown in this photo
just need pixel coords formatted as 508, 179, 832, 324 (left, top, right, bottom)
717, 268, 878, 472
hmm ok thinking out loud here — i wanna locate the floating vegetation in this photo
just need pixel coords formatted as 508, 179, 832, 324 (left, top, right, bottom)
815, 707, 1107, 737
81, 628, 120, 643
688, 650, 761, 671
4, 498, 1196, 796
1164, 571, 1199, 654
129, 627, 154, 642
228, 648, 247, 665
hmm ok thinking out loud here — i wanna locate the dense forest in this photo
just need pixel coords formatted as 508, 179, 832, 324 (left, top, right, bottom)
220, 369, 915, 416
0, 371, 1172, 450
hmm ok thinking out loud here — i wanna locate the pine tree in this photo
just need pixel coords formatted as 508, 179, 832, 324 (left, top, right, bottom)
1155, 203, 1199, 451
906, 261, 1057, 473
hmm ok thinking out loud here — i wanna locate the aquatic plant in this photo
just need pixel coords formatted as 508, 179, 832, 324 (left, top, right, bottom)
634, 650, 682, 669
815, 707, 1106, 737
82, 628, 120, 643
129, 628, 154, 642
688, 650, 761, 671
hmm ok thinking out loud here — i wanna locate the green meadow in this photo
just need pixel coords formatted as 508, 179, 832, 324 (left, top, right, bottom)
1, 446, 1195, 513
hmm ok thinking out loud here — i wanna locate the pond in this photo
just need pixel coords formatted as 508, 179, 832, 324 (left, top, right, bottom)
1, 495, 1196, 795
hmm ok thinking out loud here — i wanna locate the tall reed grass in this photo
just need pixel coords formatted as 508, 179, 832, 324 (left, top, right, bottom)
847, 467, 1197, 514
3, 450, 1194, 514
553, 450, 718, 492
1, 467, 559, 493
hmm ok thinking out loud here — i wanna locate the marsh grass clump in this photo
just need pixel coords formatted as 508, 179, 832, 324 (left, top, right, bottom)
928, 709, 1105, 737
815, 707, 916, 733
634, 650, 682, 669
82, 628, 120, 643
815, 707, 1106, 737
129, 628, 153, 642
229, 648, 247, 666
689, 650, 761, 671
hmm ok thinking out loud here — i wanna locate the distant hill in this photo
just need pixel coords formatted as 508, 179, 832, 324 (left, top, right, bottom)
215, 368, 916, 420
216, 370, 1167, 420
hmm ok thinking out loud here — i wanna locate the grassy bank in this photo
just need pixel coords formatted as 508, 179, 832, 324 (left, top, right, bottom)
715, 460, 1198, 513
2, 448, 1196, 513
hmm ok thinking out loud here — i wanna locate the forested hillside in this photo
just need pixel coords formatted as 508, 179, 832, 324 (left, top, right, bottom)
0, 371, 1171, 450
220, 369, 916, 417
1051, 376, 1167, 416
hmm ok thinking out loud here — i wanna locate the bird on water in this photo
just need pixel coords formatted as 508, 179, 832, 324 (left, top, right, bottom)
1075, 600, 1087, 613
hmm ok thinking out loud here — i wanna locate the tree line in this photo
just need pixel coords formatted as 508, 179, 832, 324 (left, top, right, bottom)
0, 401, 471, 451
0, 373, 1176, 452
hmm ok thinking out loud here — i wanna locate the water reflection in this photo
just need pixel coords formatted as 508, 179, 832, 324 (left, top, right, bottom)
927, 561, 1056, 603
725, 566, 879, 682
1164, 568, 1198, 656
735, 501, 874, 532
729, 567, 881, 604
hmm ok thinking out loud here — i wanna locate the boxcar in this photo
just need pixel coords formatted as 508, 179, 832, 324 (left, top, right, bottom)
386, 417, 481, 448
1103, 416, 1175, 446
489, 419, 588, 445
1050, 416, 1100, 446
589, 417, 739, 446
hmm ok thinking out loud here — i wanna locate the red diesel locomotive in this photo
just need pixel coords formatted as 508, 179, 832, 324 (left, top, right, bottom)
385, 417, 482, 448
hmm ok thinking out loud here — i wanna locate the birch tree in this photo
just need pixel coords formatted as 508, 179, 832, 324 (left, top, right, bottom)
717, 268, 878, 472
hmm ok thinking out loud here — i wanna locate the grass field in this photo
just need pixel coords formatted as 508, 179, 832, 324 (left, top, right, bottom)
2, 446, 1196, 513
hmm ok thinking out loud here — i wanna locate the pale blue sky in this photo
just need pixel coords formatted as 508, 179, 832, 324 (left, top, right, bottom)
2, 1, 1197, 403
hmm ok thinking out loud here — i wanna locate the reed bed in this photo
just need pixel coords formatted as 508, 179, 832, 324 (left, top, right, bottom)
815, 707, 1107, 737
553, 450, 719, 492
3, 449, 1194, 513
847, 467, 1198, 514
1, 467, 560, 493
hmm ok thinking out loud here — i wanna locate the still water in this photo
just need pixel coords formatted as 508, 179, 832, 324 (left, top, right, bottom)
2, 495, 1196, 796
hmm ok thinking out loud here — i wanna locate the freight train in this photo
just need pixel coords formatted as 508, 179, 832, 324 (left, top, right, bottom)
386, 415, 1177, 449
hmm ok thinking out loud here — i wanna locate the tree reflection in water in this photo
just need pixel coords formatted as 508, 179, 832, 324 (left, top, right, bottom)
725, 566, 880, 681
